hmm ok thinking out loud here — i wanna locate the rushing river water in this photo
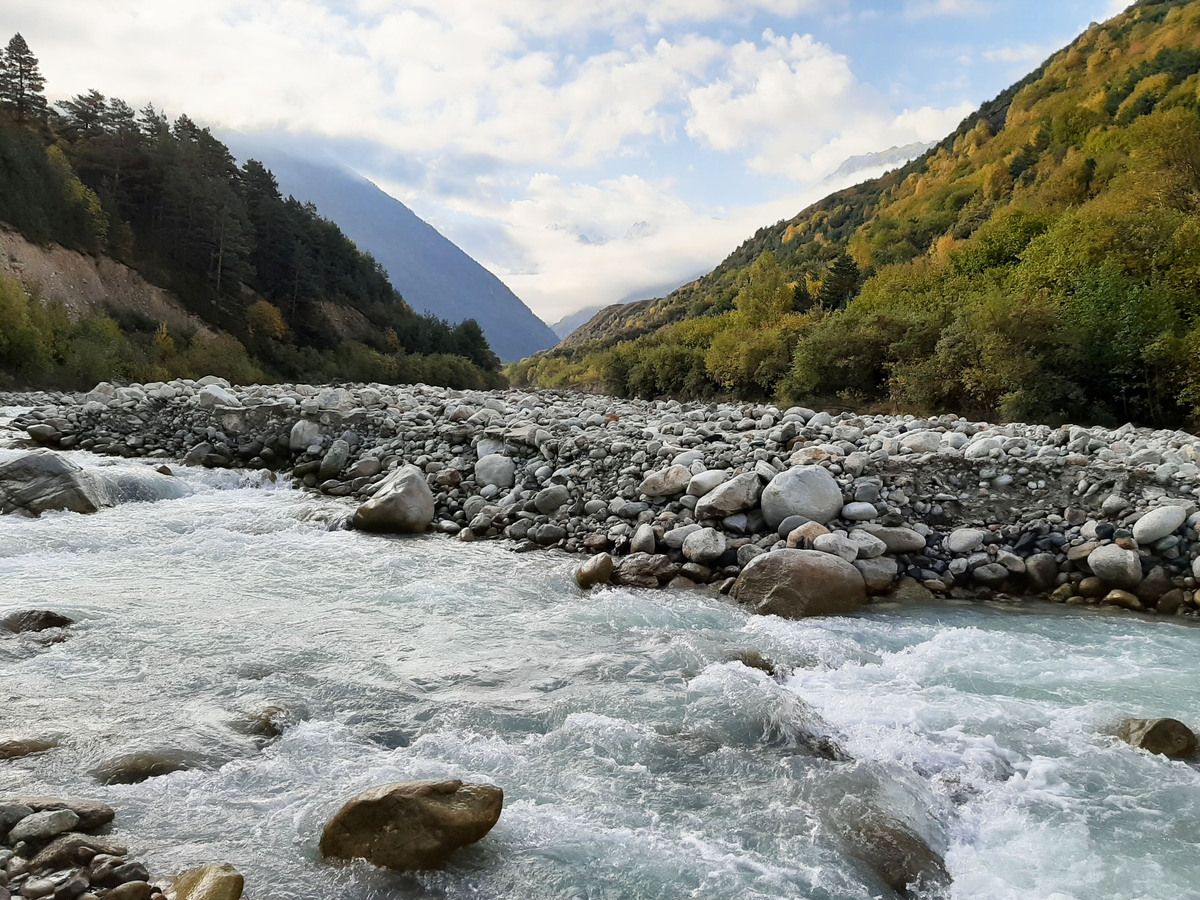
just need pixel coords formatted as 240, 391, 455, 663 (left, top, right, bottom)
2, 412, 1200, 900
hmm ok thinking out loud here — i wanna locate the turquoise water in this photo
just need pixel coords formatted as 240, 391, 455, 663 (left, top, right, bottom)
1, 425, 1198, 900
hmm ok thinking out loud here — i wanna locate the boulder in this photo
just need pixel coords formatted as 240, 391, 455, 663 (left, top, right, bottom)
575, 553, 614, 589
474, 454, 516, 489
630, 523, 656, 554
854, 557, 899, 594
761, 466, 844, 528
92, 749, 205, 785
694, 472, 762, 519
613, 553, 676, 588
318, 439, 351, 481
533, 484, 569, 514
812, 532, 858, 562
0, 737, 59, 759
29, 832, 127, 871
173, 863, 244, 900
320, 779, 503, 872
860, 526, 927, 554
0, 451, 105, 516
1132, 505, 1188, 545
731, 549, 866, 619
843, 812, 949, 897
1, 610, 73, 633
1117, 718, 1197, 759
7, 808, 78, 842
14, 797, 114, 831
898, 431, 943, 454
945, 528, 986, 554
638, 465, 692, 497
352, 465, 435, 534
682, 527, 726, 564
196, 384, 241, 408
288, 419, 321, 452
1087, 544, 1142, 589
1025, 553, 1059, 591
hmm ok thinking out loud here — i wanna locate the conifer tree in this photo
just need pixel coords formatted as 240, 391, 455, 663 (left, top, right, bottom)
816, 253, 861, 309
0, 33, 48, 122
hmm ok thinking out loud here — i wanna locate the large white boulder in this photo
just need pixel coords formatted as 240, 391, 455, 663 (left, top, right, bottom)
352, 465, 435, 534
760, 467, 843, 528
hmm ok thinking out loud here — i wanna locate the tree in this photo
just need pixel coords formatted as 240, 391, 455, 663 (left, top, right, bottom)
57, 90, 109, 139
816, 253, 861, 309
733, 252, 794, 326
0, 33, 48, 123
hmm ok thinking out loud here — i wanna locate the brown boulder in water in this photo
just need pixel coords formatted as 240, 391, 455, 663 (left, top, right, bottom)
1118, 718, 1197, 759
732, 549, 866, 618
320, 779, 503, 871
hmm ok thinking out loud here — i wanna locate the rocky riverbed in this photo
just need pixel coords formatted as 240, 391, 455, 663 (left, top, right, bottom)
5, 378, 1200, 618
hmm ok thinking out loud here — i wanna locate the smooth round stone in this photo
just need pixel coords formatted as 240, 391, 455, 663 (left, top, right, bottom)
840, 502, 878, 521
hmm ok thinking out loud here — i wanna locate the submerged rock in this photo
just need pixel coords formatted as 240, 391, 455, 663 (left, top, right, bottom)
173, 863, 245, 900
320, 779, 503, 872
352, 464, 435, 534
1, 610, 74, 634
0, 736, 59, 759
731, 549, 866, 618
843, 813, 950, 898
1117, 717, 1197, 758
92, 749, 206, 785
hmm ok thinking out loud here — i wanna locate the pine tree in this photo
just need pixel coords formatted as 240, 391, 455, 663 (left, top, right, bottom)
0, 33, 48, 122
816, 253, 861, 309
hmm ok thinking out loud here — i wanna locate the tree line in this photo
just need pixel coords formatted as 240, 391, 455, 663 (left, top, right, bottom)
0, 33, 501, 390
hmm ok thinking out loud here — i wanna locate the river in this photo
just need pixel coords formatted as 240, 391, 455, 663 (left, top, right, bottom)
1, 412, 1198, 900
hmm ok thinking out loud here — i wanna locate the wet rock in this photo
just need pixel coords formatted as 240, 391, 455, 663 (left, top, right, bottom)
1024, 553, 1058, 591
173, 863, 244, 900
760, 466, 843, 528
320, 779, 503, 872
732, 549, 866, 619
1117, 718, 1197, 758
105, 883, 155, 900
612, 553, 676, 588
1, 611, 74, 634
0, 737, 59, 759
843, 813, 949, 898
91, 750, 203, 785
352, 465, 435, 534
29, 832, 127, 871
0, 452, 104, 516
7, 809, 79, 843
14, 798, 114, 833
726, 649, 777, 675
575, 553, 614, 589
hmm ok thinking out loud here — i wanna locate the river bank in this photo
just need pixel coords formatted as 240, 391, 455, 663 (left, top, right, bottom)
3, 388, 1200, 899
5, 379, 1200, 618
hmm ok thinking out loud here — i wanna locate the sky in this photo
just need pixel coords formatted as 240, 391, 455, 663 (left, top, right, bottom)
4, 0, 1130, 324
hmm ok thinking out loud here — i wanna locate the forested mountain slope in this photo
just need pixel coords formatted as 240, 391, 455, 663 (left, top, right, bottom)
0, 33, 501, 390
518, 0, 1200, 427
236, 149, 558, 362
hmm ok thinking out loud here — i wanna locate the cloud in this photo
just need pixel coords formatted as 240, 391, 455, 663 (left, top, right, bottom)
983, 43, 1052, 64
3, 0, 1058, 324
903, 0, 993, 20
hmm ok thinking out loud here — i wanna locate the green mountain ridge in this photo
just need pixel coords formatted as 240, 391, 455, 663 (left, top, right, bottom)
519, 0, 1200, 428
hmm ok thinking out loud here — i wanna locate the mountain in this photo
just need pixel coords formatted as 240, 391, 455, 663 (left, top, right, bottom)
550, 276, 703, 341
551, 305, 606, 340
515, 0, 1200, 428
830, 141, 934, 179
0, 48, 502, 391
231, 145, 557, 362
